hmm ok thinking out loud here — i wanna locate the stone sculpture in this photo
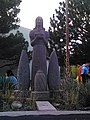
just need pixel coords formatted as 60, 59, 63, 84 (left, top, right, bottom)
47, 50, 60, 90
34, 70, 47, 91
17, 50, 30, 90
29, 16, 49, 90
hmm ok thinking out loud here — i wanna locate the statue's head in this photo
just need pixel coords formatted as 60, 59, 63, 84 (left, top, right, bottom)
35, 16, 43, 28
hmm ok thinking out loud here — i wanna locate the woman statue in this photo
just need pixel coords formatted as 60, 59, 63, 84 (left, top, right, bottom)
29, 16, 49, 90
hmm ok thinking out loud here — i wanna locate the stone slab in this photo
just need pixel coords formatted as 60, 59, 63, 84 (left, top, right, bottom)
36, 101, 57, 111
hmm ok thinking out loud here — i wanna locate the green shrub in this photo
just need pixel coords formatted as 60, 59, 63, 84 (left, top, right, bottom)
70, 65, 77, 79
0, 76, 14, 111
0, 76, 14, 91
78, 81, 90, 107
52, 78, 90, 110
59, 78, 80, 110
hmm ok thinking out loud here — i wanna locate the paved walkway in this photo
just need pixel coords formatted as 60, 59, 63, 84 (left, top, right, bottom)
0, 110, 90, 116
0, 111, 90, 120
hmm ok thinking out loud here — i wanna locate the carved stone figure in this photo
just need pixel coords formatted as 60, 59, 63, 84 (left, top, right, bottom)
34, 70, 47, 91
47, 50, 60, 90
29, 16, 49, 90
17, 50, 30, 90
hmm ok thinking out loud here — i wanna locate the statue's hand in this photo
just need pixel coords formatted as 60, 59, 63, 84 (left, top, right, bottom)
35, 32, 44, 39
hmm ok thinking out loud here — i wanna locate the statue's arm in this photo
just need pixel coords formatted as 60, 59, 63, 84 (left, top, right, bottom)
31, 38, 36, 46
29, 31, 36, 46
43, 31, 49, 46
31, 33, 44, 46
29, 30, 49, 46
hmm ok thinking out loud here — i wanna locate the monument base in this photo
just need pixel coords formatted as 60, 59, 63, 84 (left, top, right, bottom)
31, 91, 50, 100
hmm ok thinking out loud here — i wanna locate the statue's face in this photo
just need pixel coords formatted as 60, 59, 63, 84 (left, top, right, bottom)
35, 17, 43, 28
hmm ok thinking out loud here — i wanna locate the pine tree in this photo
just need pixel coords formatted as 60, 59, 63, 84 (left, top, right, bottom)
0, 0, 21, 33
49, 0, 90, 65
0, 0, 29, 66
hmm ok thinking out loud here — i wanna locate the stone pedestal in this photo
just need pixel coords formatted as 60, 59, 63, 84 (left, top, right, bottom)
31, 91, 50, 100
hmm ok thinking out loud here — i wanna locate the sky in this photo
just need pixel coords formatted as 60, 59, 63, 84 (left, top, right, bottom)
18, 0, 64, 31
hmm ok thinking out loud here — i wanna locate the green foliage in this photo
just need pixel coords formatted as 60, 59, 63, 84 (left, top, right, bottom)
49, 0, 90, 65
70, 65, 77, 78
0, 31, 29, 61
59, 78, 80, 110
0, 0, 21, 34
0, 0, 29, 64
79, 81, 90, 107
0, 76, 14, 111
0, 76, 34, 112
0, 76, 14, 90
52, 78, 90, 110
